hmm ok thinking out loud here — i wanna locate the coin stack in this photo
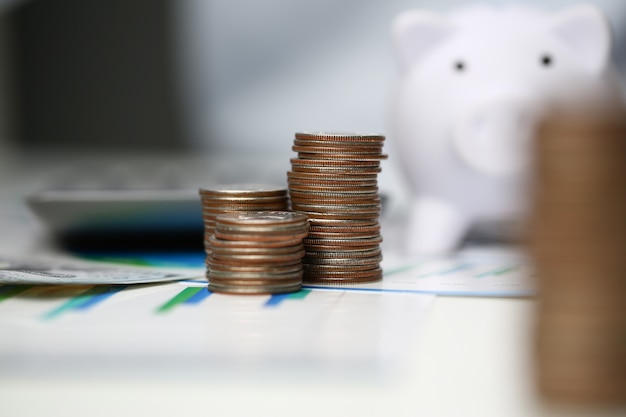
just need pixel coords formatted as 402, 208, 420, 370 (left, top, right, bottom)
207, 211, 309, 294
530, 106, 626, 405
288, 132, 387, 284
199, 184, 289, 261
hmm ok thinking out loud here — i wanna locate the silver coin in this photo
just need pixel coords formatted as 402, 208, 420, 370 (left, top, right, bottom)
215, 211, 308, 226
211, 244, 304, 256
302, 254, 383, 265
208, 262, 302, 274
209, 249, 305, 262
199, 184, 287, 197
208, 269, 303, 280
294, 132, 385, 142
305, 247, 383, 257
215, 223, 310, 234
208, 235, 304, 249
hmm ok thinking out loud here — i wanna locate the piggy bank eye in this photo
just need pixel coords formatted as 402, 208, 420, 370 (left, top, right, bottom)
453, 60, 466, 73
540, 54, 553, 67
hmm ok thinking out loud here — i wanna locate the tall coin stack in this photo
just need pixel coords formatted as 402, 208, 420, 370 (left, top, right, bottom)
199, 184, 289, 261
288, 132, 387, 284
207, 211, 309, 294
531, 107, 626, 405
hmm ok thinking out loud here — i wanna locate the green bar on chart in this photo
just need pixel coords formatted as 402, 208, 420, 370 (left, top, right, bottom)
157, 287, 204, 313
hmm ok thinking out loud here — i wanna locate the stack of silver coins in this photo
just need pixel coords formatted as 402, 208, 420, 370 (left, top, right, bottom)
199, 184, 289, 261
207, 211, 309, 294
531, 107, 626, 405
288, 132, 387, 284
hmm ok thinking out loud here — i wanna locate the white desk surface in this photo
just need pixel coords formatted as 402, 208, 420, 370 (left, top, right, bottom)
0, 151, 623, 417
1, 297, 539, 417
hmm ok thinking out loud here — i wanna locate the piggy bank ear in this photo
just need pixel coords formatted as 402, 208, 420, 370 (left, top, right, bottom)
392, 11, 452, 72
551, 5, 612, 74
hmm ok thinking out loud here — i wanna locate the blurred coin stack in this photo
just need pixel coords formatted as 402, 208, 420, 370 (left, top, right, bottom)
207, 211, 309, 294
288, 132, 387, 284
531, 107, 626, 405
199, 184, 289, 261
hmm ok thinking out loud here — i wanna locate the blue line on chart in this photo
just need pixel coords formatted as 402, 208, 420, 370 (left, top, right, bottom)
74, 286, 127, 310
184, 287, 211, 304
302, 285, 534, 297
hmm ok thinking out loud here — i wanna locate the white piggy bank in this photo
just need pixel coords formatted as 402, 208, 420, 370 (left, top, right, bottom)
391, 5, 622, 254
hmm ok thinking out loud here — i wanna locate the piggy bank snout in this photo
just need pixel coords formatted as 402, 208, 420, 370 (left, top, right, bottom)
453, 95, 540, 176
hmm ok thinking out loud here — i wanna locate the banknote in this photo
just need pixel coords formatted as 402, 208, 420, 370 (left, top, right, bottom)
0, 256, 202, 285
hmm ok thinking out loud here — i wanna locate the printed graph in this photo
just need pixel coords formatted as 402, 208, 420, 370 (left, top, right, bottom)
306, 249, 534, 296
0, 283, 319, 320
73, 247, 534, 297
0, 281, 434, 378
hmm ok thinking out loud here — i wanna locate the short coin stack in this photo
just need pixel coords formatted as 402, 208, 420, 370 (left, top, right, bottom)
199, 184, 289, 261
531, 107, 626, 405
288, 132, 387, 284
207, 211, 309, 294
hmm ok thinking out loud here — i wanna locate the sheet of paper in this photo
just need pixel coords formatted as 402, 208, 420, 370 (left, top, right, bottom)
73, 246, 534, 296
0, 281, 433, 377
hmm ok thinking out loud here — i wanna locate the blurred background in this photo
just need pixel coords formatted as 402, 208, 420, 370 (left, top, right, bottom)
0, 0, 625, 161
1, 0, 626, 249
